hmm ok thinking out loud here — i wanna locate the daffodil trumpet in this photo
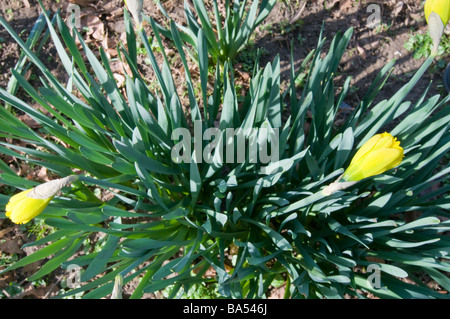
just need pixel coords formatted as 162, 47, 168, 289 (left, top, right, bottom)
323, 133, 404, 196
5, 175, 79, 224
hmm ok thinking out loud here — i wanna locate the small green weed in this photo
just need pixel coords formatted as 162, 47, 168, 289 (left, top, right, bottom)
404, 31, 450, 59
0, 282, 23, 298
27, 219, 56, 241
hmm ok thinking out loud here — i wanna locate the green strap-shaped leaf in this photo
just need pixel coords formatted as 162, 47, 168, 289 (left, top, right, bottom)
27, 235, 86, 281
81, 235, 120, 282
198, 28, 209, 121
114, 139, 180, 175
242, 217, 292, 251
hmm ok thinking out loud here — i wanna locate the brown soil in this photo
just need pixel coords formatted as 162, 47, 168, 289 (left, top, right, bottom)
0, 0, 448, 299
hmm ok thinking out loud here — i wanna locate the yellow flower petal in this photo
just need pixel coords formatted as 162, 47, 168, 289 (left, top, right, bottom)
7, 196, 53, 225
5, 189, 32, 218
343, 148, 403, 182
350, 133, 395, 165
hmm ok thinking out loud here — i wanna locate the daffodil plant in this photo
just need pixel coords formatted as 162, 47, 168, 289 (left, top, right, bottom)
0, 0, 449, 299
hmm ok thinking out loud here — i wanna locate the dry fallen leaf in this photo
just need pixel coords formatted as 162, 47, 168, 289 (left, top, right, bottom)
84, 15, 105, 41
113, 73, 126, 88
339, 0, 352, 13
17, 114, 40, 129
37, 166, 50, 182
356, 44, 366, 59
67, 0, 95, 7
327, 0, 340, 9
393, 1, 404, 18
0, 238, 23, 255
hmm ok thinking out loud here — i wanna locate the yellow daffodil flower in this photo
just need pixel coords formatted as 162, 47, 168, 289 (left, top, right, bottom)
424, 0, 450, 54
5, 175, 78, 224
323, 133, 403, 195
342, 132, 404, 182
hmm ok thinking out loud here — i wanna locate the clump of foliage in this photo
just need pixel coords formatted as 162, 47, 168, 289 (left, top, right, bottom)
154, 0, 277, 64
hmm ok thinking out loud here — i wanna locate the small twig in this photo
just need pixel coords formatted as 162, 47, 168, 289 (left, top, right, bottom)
289, 1, 307, 24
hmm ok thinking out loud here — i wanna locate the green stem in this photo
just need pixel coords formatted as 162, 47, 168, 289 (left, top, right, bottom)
283, 275, 291, 299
